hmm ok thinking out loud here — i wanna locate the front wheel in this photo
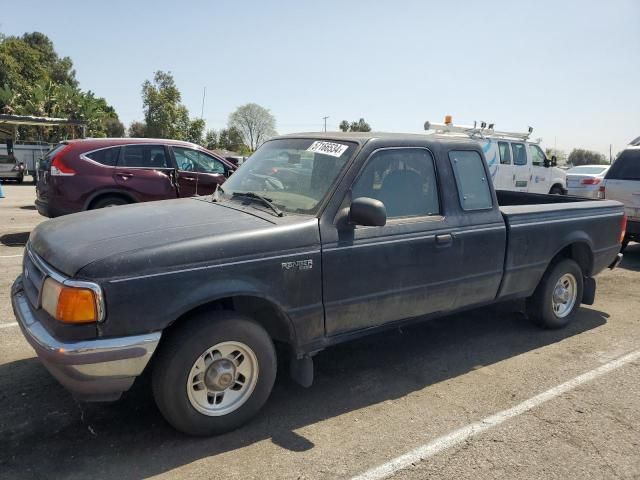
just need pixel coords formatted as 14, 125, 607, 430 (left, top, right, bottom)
152, 312, 277, 436
527, 258, 583, 329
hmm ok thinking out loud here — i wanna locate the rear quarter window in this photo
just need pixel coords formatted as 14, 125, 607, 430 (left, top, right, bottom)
449, 150, 493, 210
607, 150, 640, 180
85, 147, 120, 166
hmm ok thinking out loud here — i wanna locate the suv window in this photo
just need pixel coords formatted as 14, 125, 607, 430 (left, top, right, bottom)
529, 144, 546, 166
172, 147, 226, 174
449, 150, 493, 211
511, 143, 527, 166
121, 145, 168, 168
498, 141, 512, 165
352, 148, 439, 219
85, 147, 120, 166
607, 149, 640, 180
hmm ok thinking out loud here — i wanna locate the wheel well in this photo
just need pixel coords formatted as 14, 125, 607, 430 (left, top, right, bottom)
167, 296, 295, 346
549, 183, 564, 193
552, 242, 593, 276
87, 192, 134, 209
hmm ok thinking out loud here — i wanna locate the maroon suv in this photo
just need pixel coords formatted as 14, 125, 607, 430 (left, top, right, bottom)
35, 138, 236, 217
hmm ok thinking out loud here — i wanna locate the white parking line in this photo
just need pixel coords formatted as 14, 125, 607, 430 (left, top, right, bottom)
352, 349, 640, 480
0, 254, 23, 258
0, 322, 18, 329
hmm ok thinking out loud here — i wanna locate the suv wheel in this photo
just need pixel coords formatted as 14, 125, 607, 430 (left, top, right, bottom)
152, 312, 277, 436
527, 258, 583, 329
91, 196, 129, 209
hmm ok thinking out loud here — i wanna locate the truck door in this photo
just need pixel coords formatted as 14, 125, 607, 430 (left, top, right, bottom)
511, 142, 530, 192
115, 145, 177, 201
320, 147, 463, 336
528, 144, 550, 193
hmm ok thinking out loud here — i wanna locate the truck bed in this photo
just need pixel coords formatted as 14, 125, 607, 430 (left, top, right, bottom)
495, 190, 624, 300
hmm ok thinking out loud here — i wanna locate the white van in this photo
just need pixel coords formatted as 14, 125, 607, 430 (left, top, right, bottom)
425, 119, 567, 194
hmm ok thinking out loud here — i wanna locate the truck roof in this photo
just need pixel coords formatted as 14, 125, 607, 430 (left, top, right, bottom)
277, 131, 479, 147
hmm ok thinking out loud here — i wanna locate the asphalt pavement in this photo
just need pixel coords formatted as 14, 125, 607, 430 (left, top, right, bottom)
0, 183, 638, 479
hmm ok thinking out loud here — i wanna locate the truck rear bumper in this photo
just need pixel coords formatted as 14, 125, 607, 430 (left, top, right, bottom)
11, 276, 161, 401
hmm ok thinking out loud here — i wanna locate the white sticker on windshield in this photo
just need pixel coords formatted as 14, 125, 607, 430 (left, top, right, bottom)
306, 141, 348, 157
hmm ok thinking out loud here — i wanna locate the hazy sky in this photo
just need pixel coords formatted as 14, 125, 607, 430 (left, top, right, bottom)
5, 0, 639, 156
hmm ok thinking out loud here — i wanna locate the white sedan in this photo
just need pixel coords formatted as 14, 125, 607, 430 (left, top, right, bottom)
566, 165, 610, 198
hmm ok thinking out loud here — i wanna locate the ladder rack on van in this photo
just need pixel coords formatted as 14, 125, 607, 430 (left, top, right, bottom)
424, 118, 535, 142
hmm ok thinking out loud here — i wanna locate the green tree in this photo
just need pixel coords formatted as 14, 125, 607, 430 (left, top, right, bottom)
217, 126, 246, 152
186, 118, 205, 145
545, 148, 567, 165
339, 118, 372, 132
228, 103, 276, 151
0, 31, 122, 141
567, 148, 608, 166
128, 121, 147, 138
141, 71, 190, 139
204, 129, 218, 149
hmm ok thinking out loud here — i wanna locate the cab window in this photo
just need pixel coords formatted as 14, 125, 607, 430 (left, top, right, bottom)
449, 150, 493, 211
529, 144, 547, 167
352, 148, 440, 219
498, 142, 512, 165
511, 143, 527, 166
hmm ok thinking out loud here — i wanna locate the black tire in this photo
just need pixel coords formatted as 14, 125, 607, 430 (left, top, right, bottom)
527, 258, 583, 329
152, 312, 277, 436
549, 185, 563, 195
91, 196, 129, 209
621, 237, 630, 253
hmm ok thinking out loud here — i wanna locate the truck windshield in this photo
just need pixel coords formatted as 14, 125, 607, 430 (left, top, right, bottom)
221, 138, 356, 214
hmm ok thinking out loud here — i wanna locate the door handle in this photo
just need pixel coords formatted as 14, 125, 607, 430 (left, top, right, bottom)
436, 233, 453, 245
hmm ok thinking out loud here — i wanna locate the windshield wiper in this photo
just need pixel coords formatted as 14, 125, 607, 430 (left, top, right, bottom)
231, 191, 284, 217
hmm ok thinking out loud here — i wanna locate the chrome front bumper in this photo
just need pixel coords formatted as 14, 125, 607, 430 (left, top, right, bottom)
11, 276, 161, 401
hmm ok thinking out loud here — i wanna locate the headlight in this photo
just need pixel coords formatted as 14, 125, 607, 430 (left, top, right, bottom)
41, 277, 99, 324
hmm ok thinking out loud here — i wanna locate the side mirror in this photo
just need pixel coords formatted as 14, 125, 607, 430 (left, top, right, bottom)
349, 197, 386, 227
551, 155, 558, 167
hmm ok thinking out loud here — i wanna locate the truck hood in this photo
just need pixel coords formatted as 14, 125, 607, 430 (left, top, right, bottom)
29, 198, 282, 277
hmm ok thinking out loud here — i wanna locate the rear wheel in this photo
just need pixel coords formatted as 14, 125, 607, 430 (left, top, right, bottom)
549, 185, 564, 195
91, 195, 129, 209
527, 258, 583, 329
152, 312, 277, 436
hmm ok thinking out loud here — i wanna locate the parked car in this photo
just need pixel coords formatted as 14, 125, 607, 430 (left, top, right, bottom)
35, 138, 237, 217
600, 144, 640, 249
566, 164, 610, 198
12, 132, 624, 436
0, 153, 26, 183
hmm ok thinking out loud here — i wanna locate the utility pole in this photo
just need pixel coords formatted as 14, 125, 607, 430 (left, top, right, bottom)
609, 144, 612, 164
201, 87, 207, 119
322, 116, 329, 132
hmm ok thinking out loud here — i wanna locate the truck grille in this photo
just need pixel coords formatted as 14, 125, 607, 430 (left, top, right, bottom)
23, 246, 47, 308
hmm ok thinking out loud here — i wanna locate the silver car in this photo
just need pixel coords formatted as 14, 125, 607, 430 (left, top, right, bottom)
0, 154, 25, 183
601, 146, 640, 249
566, 164, 610, 198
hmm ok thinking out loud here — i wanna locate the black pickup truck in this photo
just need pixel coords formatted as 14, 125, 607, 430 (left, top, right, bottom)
12, 133, 625, 435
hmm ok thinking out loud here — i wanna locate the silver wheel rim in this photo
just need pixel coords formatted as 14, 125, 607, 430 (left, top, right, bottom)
552, 273, 578, 318
186, 341, 259, 416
